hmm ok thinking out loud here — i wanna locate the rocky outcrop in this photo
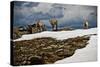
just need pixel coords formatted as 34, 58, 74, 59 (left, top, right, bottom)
12, 35, 90, 66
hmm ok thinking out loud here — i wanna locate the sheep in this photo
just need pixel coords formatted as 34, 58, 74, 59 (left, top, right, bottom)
49, 18, 58, 31
83, 19, 89, 29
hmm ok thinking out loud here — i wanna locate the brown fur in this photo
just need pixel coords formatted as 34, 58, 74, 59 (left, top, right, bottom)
49, 18, 58, 31
36, 20, 46, 32
27, 20, 46, 33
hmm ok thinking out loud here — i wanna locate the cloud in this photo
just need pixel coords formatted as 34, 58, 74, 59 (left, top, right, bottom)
57, 5, 97, 23
32, 2, 52, 13
13, 1, 97, 27
14, 1, 65, 26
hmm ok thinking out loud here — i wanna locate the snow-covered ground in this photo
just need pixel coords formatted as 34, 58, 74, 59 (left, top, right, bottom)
13, 28, 97, 63
55, 35, 97, 63
14, 28, 97, 41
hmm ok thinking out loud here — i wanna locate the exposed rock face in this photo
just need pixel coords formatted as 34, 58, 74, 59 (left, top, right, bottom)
12, 35, 90, 66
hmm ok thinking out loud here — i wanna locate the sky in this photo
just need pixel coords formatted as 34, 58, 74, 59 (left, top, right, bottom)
12, 1, 97, 29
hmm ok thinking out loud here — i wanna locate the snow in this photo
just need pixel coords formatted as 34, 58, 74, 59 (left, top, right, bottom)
13, 28, 97, 41
55, 35, 97, 63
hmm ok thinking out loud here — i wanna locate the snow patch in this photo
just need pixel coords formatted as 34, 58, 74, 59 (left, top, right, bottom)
55, 35, 97, 63
13, 28, 97, 42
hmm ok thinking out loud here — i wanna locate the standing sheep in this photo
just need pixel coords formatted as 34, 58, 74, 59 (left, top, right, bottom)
36, 20, 46, 32
49, 18, 58, 31
83, 19, 89, 29
27, 20, 46, 33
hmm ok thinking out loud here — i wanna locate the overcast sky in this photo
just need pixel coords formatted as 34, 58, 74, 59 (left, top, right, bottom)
13, 1, 97, 28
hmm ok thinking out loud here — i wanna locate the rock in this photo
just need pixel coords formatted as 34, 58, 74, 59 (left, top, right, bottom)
55, 49, 64, 53
13, 35, 90, 65
63, 49, 75, 57
29, 56, 44, 65
50, 45, 58, 48
22, 61, 27, 65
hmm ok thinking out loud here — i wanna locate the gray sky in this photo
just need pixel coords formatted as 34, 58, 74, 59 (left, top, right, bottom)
13, 1, 97, 28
